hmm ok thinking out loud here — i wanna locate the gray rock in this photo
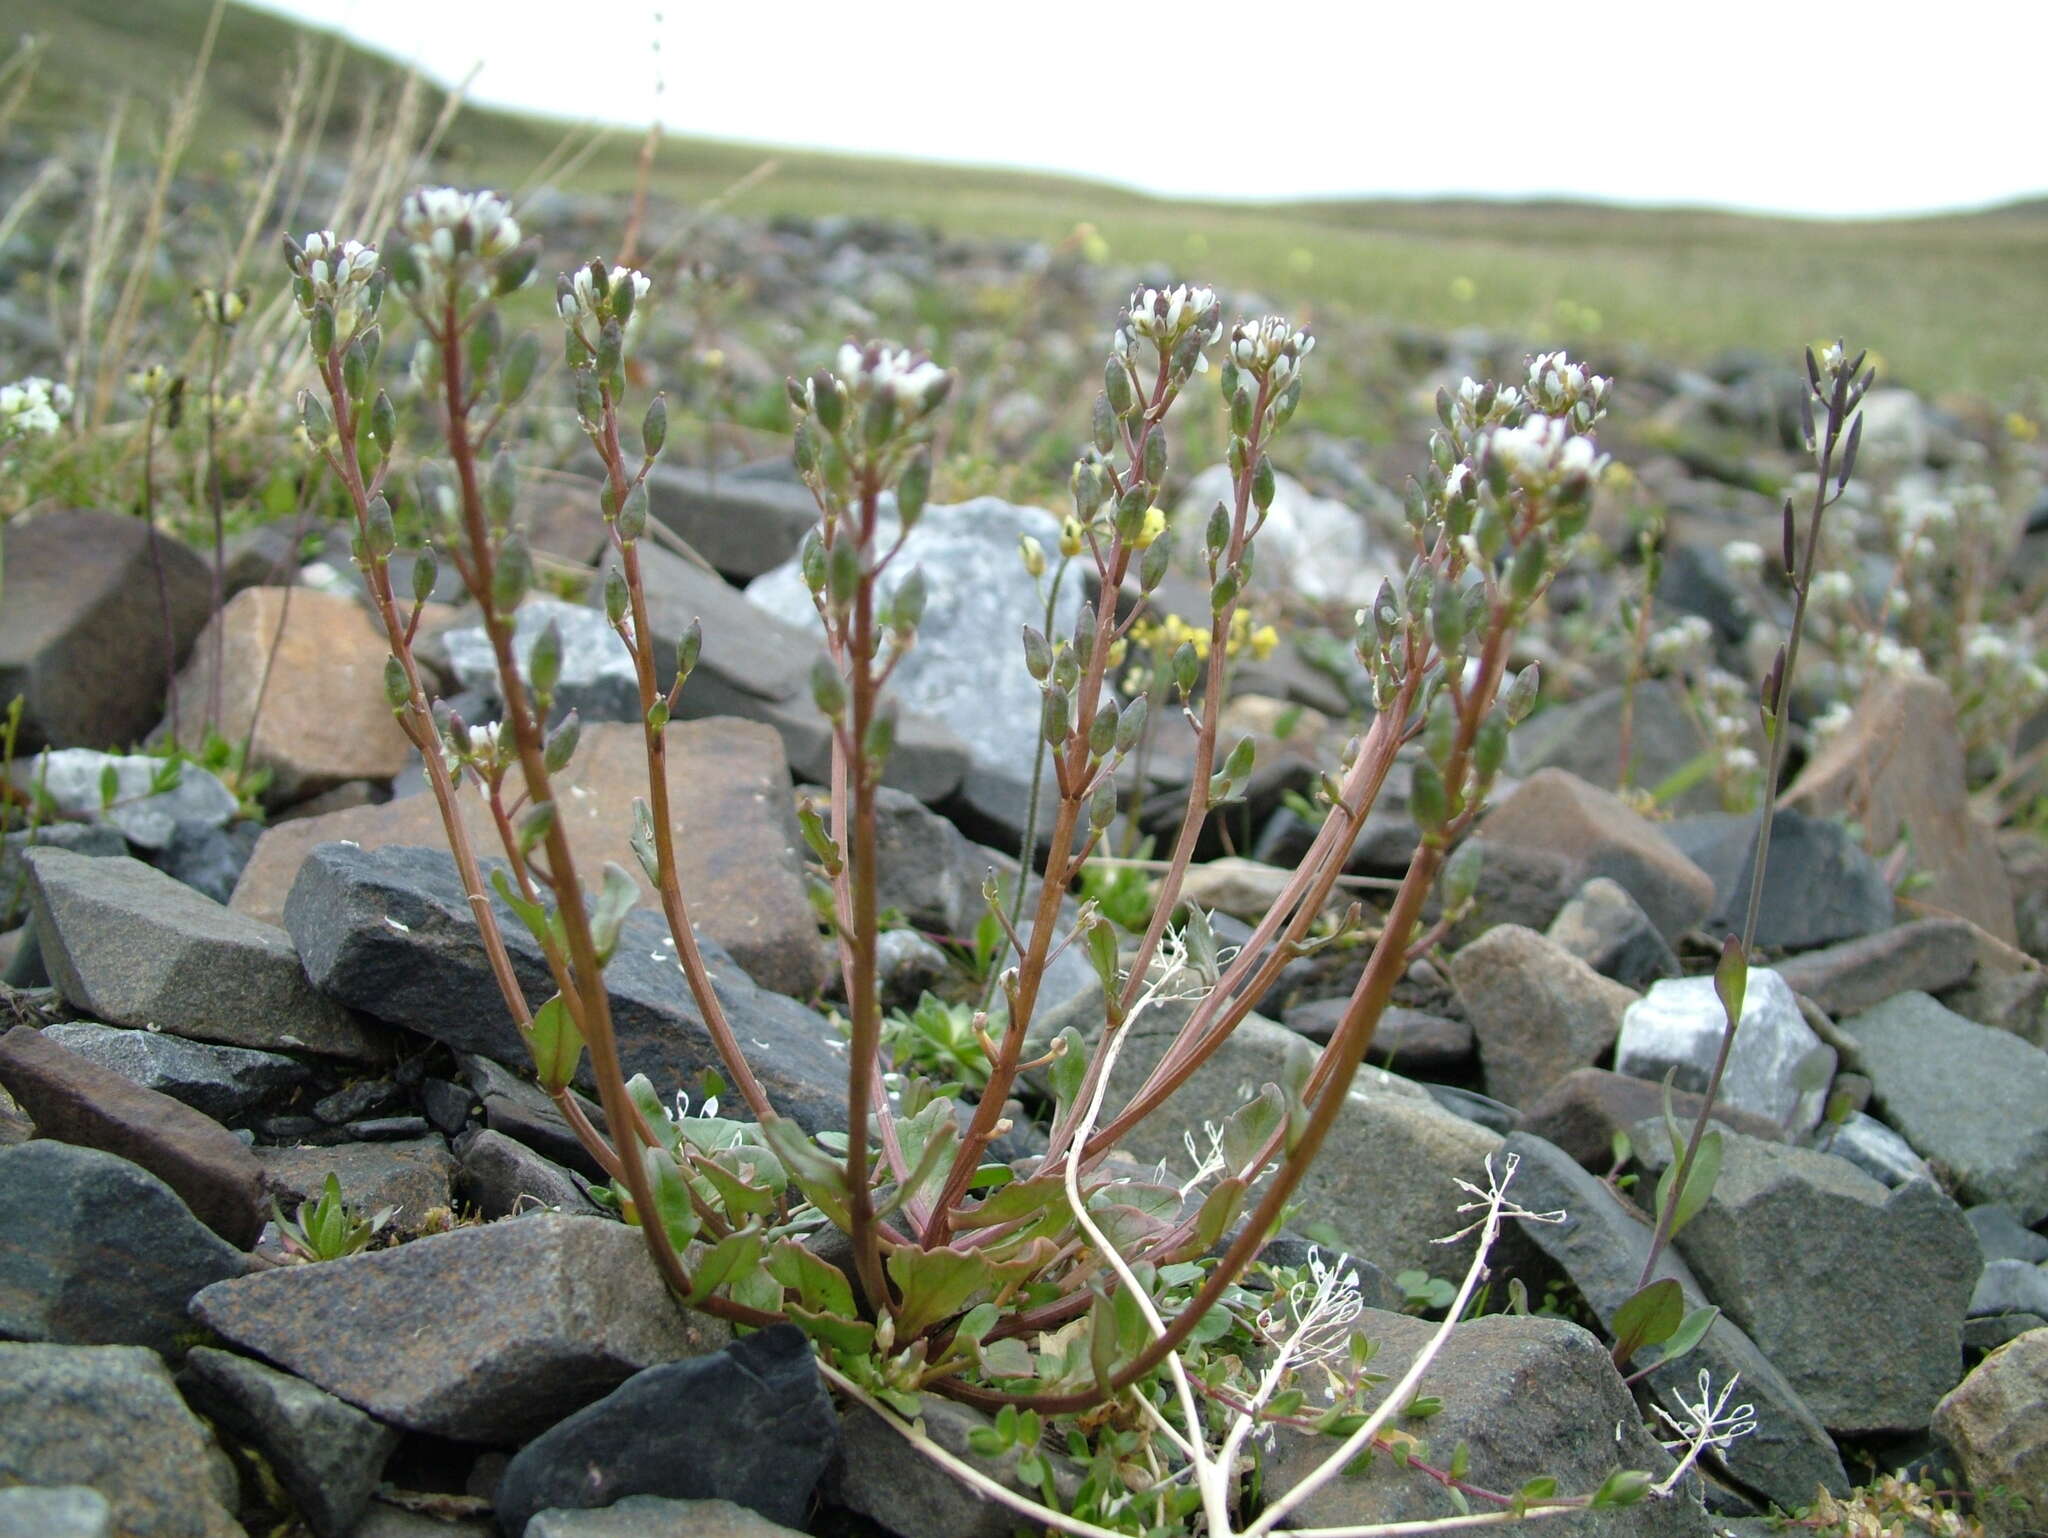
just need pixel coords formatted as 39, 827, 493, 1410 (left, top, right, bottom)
1931, 1327, 2048, 1538
9, 751, 238, 851
831, 1393, 1082, 1538
1774, 919, 1978, 1019
444, 598, 639, 722
1939, 967, 2048, 1049
1615, 969, 1836, 1135
1664, 810, 1894, 950
192, 1214, 730, 1444
1512, 681, 1714, 811
150, 816, 262, 905
256, 1138, 459, 1236
457, 1128, 596, 1218
875, 927, 949, 1005
526, 1498, 807, 1537
40, 1020, 309, 1125
1969, 1260, 2048, 1319
459, 1054, 610, 1179
24, 846, 387, 1061
1803, 1110, 1929, 1188
1177, 463, 1401, 607
1963, 1313, 2047, 1354
286, 842, 848, 1131
1966, 1205, 2048, 1264
0, 1141, 250, 1356
1636, 1131, 1976, 1432
1281, 999, 1474, 1077
0, 1485, 114, 1538
749, 498, 1083, 774
181, 1346, 399, 1538
494, 1325, 835, 1537
0, 1343, 242, 1538
1497, 1132, 1849, 1508
1547, 875, 1680, 987
1433, 837, 1583, 941
1260, 1311, 1709, 1537
1449, 923, 1637, 1107
1842, 991, 2048, 1223
2, 823, 127, 928
1512, 1067, 1787, 1173
637, 461, 819, 581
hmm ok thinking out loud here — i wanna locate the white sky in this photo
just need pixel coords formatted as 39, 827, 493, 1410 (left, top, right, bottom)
245, 0, 2044, 218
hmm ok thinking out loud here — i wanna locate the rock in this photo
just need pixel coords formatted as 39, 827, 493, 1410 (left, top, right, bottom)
256, 1138, 459, 1236
1970, 1261, 2048, 1319
1281, 999, 1474, 1077
0, 1141, 251, 1355
38, 1021, 310, 1125
1481, 769, 1716, 940
1930, 1328, 2048, 1538
160, 588, 413, 808
1513, 1067, 1786, 1173
181, 1346, 399, 1538
1450, 924, 1637, 1107
1783, 672, 2017, 942
287, 843, 848, 1131
456, 1128, 595, 1218
637, 461, 820, 582
1615, 969, 1836, 1136
0, 1025, 269, 1246
749, 498, 1083, 775
348, 1503, 494, 1537
1512, 681, 1714, 811
191, 1214, 729, 1444
1433, 837, 1583, 941
1497, 1133, 1849, 1508
0, 1485, 113, 1538
1177, 463, 1401, 607
0, 508, 213, 752
0, 1343, 242, 1538
459, 1054, 610, 1179
1966, 1314, 2047, 1354
493, 1325, 835, 1537
1178, 856, 1295, 923
1261, 1311, 1709, 1537
874, 927, 949, 1005
1967, 1205, 2048, 1265
236, 718, 826, 999
1841, 992, 2048, 1223
1547, 875, 1680, 987
1636, 1131, 1976, 1432
8, 749, 238, 850
444, 597, 639, 722
1804, 1110, 1929, 1188
1940, 968, 2048, 1049
1664, 810, 1894, 949
1773, 919, 1978, 1018
1, 823, 127, 928
24, 847, 387, 1061
526, 1498, 807, 1537
150, 815, 262, 905
831, 1393, 1081, 1538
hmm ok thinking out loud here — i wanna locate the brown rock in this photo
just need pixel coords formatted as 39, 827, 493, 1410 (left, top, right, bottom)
1929, 1327, 2048, 1538
1449, 924, 1637, 1107
1773, 917, 1978, 1017
1784, 673, 2016, 942
256, 1137, 460, 1236
162, 587, 412, 808
0, 1024, 267, 1246
1514, 1065, 1788, 1172
233, 717, 827, 997
0, 508, 214, 751
1479, 768, 1716, 940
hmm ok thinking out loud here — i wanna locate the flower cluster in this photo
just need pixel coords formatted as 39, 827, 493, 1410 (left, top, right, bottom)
1439, 375, 1526, 439
1227, 316, 1315, 386
556, 259, 651, 329
1116, 283, 1222, 361
285, 230, 380, 322
389, 187, 530, 306
811, 341, 952, 419
1480, 411, 1608, 492
0, 376, 70, 441
1525, 349, 1612, 430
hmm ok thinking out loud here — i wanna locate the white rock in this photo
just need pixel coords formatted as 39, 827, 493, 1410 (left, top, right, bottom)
1177, 464, 1402, 607
9, 749, 238, 850
1615, 968, 1836, 1135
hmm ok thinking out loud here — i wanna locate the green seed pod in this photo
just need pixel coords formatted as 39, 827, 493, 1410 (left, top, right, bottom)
594, 320, 623, 388
1409, 760, 1448, 833
792, 418, 819, 476
1088, 699, 1119, 757
382, 654, 410, 710
363, 495, 396, 560
1210, 570, 1240, 616
1462, 583, 1489, 639
486, 450, 518, 528
1222, 735, 1255, 784
1072, 604, 1096, 671
1218, 359, 1240, 401
1473, 709, 1508, 783
1051, 643, 1080, 692
411, 546, 438, 604
1435, 386, 1456, 431
1431, 432, 1456, 475
1021, 626, 1052, 681
1273, 380, 1302, 429
573, 369, 603, 425
863, 390, 897, 449
1040, 686, 1070, 746
495, 239, 538, 295
641, 394, 668, 459
675, 618, 701, 685
298, 390, 331, 442
491, 533, 532, 614
530, 619, 563, 703
827, 541, 860, 608
1206, 501, 1230, 559
544, 710, 581, 772
1509, 531, 1548, 603
519, 800, 556, 857
800, 530, 827, 595
1251, 454, 1276, 512
810, 369, 844, 433
1230, 385, 1253, 438
1403, 477, 1429, 536
1091, 393, 1116, 455
810, 656, 847, 719
1114, 696, 1148, 753
1503, 662, 1541, 725
603, 564, 630, 625
1422, 692, 1455, 767
610, 271, 636, 325
1171, 640, 1199, 696
341, 338, 371, 403
466, 308, 503, 388
892, 567, 927, 634
1103, 357, 1134, 418
1430, 585, 1465, 657
1142, 430, 1166, 489
898, 448, 930, 527
616, 481, 649, 542
565, 329, 593, 371
1442, 838, 1482, 909
1139, 530, 1172, 592
1170, 330, 1203, 379
502, 332, 540, 405
1089, 782, 1118, 832
309, 300, 335, 356
1114, 485, 1150, 543
863, 703, 896, 765
369, 391, 397, 454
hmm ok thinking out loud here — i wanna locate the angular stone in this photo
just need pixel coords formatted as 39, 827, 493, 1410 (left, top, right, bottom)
0, 1343, 242, 1538
181, 1346, 400, 1538
445, 596, 640, 722
1497, 1132, 1849, 1508
286, 843, 848, 1131
638, 461, 820, 581
256, 1138, 459, 1237
39, 1020, 310, 1125
1512, 680, 1714, 810
1803, 1110, 1929, 1188
1773, 919, 1978, 1018
1281, 999, 1474, 1077
456, 1128, 595, 1218
1665, 809, 1894, 950
1967, 1205, 2048, 1265
830, 1393, 1082, 1538
237, 718, 826, 999
1940, 967, 2048, 1049
0, 508, 213, 752
191, 1214, 730, 1443
460, 1054, 609, 1179
149, 815, 261, 906
494, 1325, 835, 1537
1434, 837, 1583, 942
1930, 1328, 2048, 1538
1, 823, 127, 928
1615, 969, 1837, 1135
0, 1485, 113, 1538
1178, 855, 1295, 923
1784, 672, 2016, 942
527, 1498, 807, 1538
1514, 1067, 1786, 1173
1547, 875, 1679, 988
0, 1141, 251, 1355
9, 750, 238, 851
1481, 769, 1716, 940
24, 847, 386, 1060
0, 1025, 268, 1246
1841, 992, 2048, 1223
161, 588, 413, 809
1636, 1132, 1976, 1432
1176, 463, 1401, 607
1970, 1260, 2048, 1319
1450, 923, 1637, 1107
1262, 1311, 1709, 1537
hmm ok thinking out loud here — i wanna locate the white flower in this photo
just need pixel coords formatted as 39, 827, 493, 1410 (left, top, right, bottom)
0, 376, 70, 441
827, 341, 951, 414
1809, 570, 1855, 610
1646, 614, 1712, 669
393, 187, 523, 304
1721, 539, 1764, 578
1481, 413, 1609, 489
1228, 315, 1314, 385
558, 261, 652, 325
1720, 746, 1760, 777
1524, 351, 1611, 430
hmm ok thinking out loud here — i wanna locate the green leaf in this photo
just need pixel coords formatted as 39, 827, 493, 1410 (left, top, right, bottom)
1611, 1277, 1685, 1362
589, 862, 640, 967
684, 1227, 763, 1306
767, 1237, 856, 1317
696, 1153, 778, 1219
1713, 934, 1748, 1029
1085, 917, 1121, 994
642, 1146, 701, 1254
1517, 1475, 1559, 1503
628, 798, 660, 885
956, 1302, 1000, 1344
1047, 1026, 1087, 1111
1654, 1127, 1723, 1241
1640, 1304, 1720, 1370
522, 992, 584, 1090
974, 1335, 1034, 1379
1403, 1395, 1443, 1419
784, 1302, 873, 1359
952, 1174, 1067, 1230
1590, 1469, 1652, 1508
490, 867, 558, 953
888, 1245, 999, 1339
1220, 1084, 1285, 1176
758, 1116, 851, 1229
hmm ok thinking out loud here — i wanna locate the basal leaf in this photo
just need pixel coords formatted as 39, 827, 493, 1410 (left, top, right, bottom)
767, 1237, 857, 1318
888, 1244, 999, 1338
1611, 1277, 1684, 1361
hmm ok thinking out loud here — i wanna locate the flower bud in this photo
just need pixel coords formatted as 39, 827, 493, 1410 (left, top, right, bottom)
812, 370, 845, 432
1018, 534, 1046, 579
1059, 517, 1086, 558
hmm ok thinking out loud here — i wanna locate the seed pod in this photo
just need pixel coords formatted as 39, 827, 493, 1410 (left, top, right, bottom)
486, 450, 518, 528
810, 369, 844, 433
1509, 532, 1548, 603
1473, 709, 1508, 783
1409, 760, 1448, 833
1222, 735, 1255, 784
1114, 696, 1147, 753
384, 244, 422, 294
892, 567, 927, 633
1041, 686, 1071, 746
1251, 454, 1275, 511
799, 529, 827, 595
1503, 662, 1541, 725
1230, 385, 1254, 438
544, 710, 581, 772
827, 541, 860, 608
1104, 357, 1134, 418
603, 565, 630, 625
298, 390, 331, 442
382, 654, 410, 711
863, 703, 896, 765
1142, 430, 1166, 489
1139, 529, 1172, 592
1088, 782, 1118, 831
863, 390, 897, 449
616, 480, 649, 542
810, 657, 847, 719
341, 337, 371, 403
495, 239, 538, 295
1171, 641, 1199, 697
1021, 625, 1052, 681
1051, 643, 1080, 692
1091, 393, 1116, 455
1072, 604, 1096, 671
369, 390, 397, 454
642, 394, 668, 458
1273, 380, 1301, 429
1422, 692, 1455, 767
491, 533, 532, 614
675, 619, 701, 685
898, 448, 930, 527
1430, 586, 1465, 658
1210, 570, 1240, 615
309, 300, 335, 356
1442, 839, 1482, 909
573, 370, 603, 425
363, 495, 396, 560
1088, 699, 1119, 757
411, 546, 438, 604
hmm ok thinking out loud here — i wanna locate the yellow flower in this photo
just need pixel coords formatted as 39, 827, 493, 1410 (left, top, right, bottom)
1132, 506, 1167, 550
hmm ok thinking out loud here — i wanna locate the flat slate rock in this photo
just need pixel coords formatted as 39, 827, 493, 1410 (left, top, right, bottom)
0, 1023, 268, 1246
1665, 809, 1894, 950
0, 1140, 252, 1356
1774, 918, 1978, 1019
1615, 968, 1836, 1137
191, 1213, 730, 1444
526, 1498, 809, 1537
1, 822, 127, 927
0, 1342, 243, 1538
39, 1019, 310, 1125
0, 1484, 114, 1538
256, 1137, 460, 1237
1449, 923, 1637, 1107
287, 842, 848, 1131
24, 846, 386, 1061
